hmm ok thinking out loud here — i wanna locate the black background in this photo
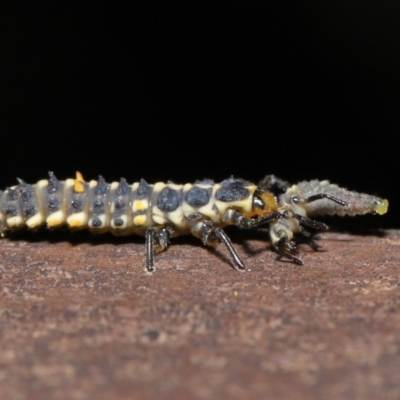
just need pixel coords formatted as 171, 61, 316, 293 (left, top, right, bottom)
4, 2, 399, 228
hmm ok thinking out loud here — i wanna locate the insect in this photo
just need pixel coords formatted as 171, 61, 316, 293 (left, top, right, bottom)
0, 172, 389, 271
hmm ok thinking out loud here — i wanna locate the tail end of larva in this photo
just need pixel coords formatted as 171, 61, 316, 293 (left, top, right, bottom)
374, 198, 389, 216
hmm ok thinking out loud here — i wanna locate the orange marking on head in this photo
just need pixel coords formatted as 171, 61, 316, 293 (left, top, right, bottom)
244, 191, 278, 217
260, 192, 278, 213
74, 171, 85, 193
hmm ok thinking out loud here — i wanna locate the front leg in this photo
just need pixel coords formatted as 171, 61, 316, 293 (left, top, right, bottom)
273, 236, 303, 265
223, 209, 280, 229
297, 225, 321, 251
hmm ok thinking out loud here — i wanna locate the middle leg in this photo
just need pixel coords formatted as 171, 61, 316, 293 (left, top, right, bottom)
191, 220, 245, 271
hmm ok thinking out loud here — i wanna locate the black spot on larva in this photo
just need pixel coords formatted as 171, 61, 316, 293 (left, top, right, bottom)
5, 205, 17, 216
47, 172, 59, 194
71, 198, 82, 210
95, 176, 109, 195
6, 188, 18, 201
186, 187, 209, 207
116, 178, 129, 196
18, 182, 34, 202
137, 179, 148, 198
215, 178, 250, 202
115, 198, 125, 210
224, 177, 252, 186
113, 217, 124, 227
91, 217, 102, 227
48, 197, 59, 210
22, 204, 36, 217
93, 199, 104, 210
157, 187, 179, 212
21, 189, 33, 202
17, 179, 28, 192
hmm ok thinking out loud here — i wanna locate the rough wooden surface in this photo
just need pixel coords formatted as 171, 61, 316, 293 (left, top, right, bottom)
0, 229, 399, 400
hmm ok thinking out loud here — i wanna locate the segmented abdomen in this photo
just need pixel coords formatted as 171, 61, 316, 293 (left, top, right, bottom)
0, 173, 256, 236
288, 180, 388, 217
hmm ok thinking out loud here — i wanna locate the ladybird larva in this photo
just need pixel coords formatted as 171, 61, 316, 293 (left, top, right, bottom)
0, 172, 389, 271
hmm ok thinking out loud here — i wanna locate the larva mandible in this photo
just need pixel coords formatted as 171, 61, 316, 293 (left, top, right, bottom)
0, 172, 389, 271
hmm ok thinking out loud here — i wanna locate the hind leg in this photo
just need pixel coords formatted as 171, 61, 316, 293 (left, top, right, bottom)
145, 226, 174, 272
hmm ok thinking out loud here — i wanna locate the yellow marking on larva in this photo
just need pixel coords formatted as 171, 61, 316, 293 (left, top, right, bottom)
26, 213, 45, 229
110, 182, 119, 190
6, 216, 24, 228
132, 200, 148, 212
198, 203, 219, 223
74, 171, 85, 193
153, 182, 166, 192
152, 214, 167, 225
46, 210, 66, 227
67, 212, 88, 228
133, 215, 147, 226
64, 179, 74, 190
36, 179, 48, 189
168, 208, 185, 227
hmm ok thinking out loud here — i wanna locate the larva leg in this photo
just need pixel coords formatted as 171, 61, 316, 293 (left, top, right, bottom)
154, 226, 174, 253
292, 194, 348, 207
297, 226, 321, 251
192, 221, 245, 271
145, 227, 156, 272
276, 194, 347, 261
144, 226, 173, 272
223, 209, 280, 229
294, 214, 329, 231
214, 228, 245, 271
274, 236, 303, 265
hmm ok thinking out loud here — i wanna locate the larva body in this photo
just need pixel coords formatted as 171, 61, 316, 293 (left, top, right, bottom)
0, 173, 257, 237
0, 173, 389, 270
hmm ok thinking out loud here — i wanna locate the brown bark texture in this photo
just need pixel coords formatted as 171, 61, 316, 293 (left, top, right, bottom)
0, 229, 399, 400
